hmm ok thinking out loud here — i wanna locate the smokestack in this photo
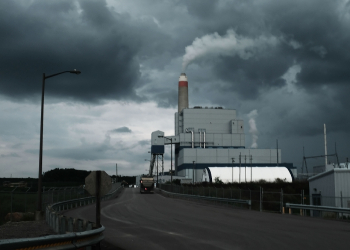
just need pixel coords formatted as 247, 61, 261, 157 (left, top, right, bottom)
178, 73, 189, 113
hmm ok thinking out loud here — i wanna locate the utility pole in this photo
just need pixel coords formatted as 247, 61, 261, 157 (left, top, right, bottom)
250, 155, 253, 182
239, 153, 241, 183
276, 139, 279, 166
245, 155, 247, 183
192, 161, 195, 184
156, 155, 159, 187
231, 158, 235, 183
324, 124, 328, 167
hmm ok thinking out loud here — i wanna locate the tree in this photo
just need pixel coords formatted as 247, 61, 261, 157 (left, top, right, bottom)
214, 177, 223, 184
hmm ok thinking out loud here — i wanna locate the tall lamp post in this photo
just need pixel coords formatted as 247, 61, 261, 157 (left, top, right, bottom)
158, 135, 173, 184
36, 70, 81, 219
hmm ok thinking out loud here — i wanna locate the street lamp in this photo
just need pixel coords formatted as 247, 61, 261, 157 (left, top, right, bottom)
158, 135, 173, 184
239, 153, 241, 183
36, 70, 81, 219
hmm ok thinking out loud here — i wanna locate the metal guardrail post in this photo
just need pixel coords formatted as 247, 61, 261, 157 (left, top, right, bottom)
49, 211, 53, 228
248, 188, 252, 206
55, 213, 59, 233
68, 217, 73, 232
280, 188, 283, 214
259, 187, 262, 212
59, 216, 66, 234
76, 219, 83, 232
24, 187, 30, 212
52, 213, 56, 232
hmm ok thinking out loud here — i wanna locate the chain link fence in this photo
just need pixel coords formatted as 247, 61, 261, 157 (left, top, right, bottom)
0, 186, 88, 225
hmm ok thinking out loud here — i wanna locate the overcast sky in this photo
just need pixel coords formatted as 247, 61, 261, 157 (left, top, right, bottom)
1, 0, 349, 178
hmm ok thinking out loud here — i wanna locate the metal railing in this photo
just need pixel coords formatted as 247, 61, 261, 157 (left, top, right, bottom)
286, 203, 350, 218
159, 186, 251, 209
0, 184, 124, 249
159, 184, 304, 212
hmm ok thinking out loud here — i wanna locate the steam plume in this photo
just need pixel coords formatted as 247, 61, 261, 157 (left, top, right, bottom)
182, 29, 279, 71
247, 109, 258, 148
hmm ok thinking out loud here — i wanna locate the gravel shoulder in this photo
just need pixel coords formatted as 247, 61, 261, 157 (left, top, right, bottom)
0, 221, 57, 240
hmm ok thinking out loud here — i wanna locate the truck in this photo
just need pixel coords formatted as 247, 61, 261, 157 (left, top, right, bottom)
140, 175, 154, 193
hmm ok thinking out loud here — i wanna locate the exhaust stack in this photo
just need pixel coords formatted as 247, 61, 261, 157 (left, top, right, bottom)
178, 73, 189, 113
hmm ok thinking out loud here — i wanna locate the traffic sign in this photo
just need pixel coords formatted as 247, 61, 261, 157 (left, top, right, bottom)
85, 171, 112, 196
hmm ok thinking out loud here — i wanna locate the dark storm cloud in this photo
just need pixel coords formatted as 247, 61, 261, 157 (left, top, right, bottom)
34, 135, 115, 160
0, 0, 171, 103
184, 0, 219, 19
178, 0, 350, 139
154, 89, 178, 108
181, 0, 350, 95
212, 48, 290, 99
2, 0, 350, 140
110, 127, 132, 133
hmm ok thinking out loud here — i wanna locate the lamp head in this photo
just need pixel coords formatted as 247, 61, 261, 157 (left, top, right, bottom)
70, 69, 81, 75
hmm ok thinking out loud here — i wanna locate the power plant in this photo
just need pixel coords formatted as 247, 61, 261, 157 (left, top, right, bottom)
149, 73, 296, 183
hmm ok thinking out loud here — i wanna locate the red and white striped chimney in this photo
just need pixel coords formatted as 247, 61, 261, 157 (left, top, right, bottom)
178, 73, 189, 113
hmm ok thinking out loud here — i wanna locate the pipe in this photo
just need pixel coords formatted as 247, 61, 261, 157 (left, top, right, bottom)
199, 130, 202, 148
204, 131, 206, 148
186, 129, 194, 148
191, 130, 194, 148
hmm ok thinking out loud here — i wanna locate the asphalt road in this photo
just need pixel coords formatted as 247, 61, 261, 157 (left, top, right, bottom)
63, 188, 350, 250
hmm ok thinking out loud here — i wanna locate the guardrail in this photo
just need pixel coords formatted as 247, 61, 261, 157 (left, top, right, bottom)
286, 203, 350, 216
159, 188, 251, 209
0, 184, 124, 250
0, 226, 105, 250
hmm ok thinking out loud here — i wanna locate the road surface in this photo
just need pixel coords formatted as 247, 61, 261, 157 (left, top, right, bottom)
63, 187, 350, 250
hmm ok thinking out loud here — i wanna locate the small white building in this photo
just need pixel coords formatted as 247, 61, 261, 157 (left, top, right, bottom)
308, 168, 350, 209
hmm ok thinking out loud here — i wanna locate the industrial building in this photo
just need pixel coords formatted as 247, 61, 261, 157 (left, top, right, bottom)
149, 73, 296, 183
308, 168, 350, 216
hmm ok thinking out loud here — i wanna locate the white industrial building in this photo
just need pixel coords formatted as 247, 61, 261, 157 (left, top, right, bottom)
308, 168, 350, 209
149, 73, 296, 183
